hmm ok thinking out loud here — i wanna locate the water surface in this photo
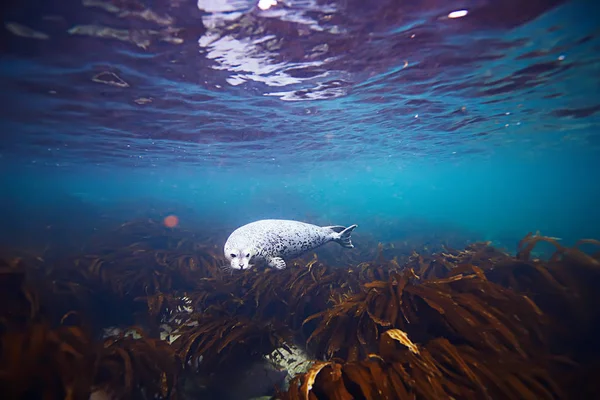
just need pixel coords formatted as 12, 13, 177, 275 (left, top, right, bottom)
1, 0, 599, 248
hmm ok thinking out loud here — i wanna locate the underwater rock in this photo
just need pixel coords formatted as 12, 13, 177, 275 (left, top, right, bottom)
89, 389, 115, 400
227, 361, 287, 400
103, 323, 187, 345
197, 358, 287, 400
265, 342, 312, 390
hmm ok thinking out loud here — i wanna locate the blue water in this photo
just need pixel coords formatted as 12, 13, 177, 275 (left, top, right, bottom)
1, 0, 599, 253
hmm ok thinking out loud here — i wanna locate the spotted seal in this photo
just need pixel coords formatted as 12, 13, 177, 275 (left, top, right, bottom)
224, 219, 358, 270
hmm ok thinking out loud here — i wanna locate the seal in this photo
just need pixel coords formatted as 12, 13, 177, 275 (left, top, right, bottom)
224, 219, 358, 270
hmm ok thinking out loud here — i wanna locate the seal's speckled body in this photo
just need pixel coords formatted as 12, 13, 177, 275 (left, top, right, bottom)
224, 219, 358, 270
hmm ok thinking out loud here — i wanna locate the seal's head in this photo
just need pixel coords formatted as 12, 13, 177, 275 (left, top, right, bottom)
224, 246, 254, 270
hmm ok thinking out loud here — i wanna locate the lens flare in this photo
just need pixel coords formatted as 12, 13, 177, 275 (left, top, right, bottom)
258, 0, 277, 11
164, 215, 179, 228
448, 10, 468, 19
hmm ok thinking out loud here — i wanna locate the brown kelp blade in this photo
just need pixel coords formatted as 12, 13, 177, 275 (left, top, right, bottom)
1, 218, 599, 399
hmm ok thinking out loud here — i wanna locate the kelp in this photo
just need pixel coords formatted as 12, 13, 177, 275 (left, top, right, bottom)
281, 332, 563, 400
517, 233, 600, 269
173, 313, 292, 372
303, 265, 548, 361
0, 322, 96, 400
0, 263, 179, 400
1, 219, 598, 399
283, 233, 599, 399
95, 327, 179, 400
0, 323, 178, 400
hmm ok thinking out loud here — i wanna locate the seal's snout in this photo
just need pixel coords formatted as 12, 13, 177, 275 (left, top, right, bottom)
223, 247, 252, 271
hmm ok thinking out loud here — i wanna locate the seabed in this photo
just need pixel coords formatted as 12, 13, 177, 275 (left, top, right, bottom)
1, 217, 599, 399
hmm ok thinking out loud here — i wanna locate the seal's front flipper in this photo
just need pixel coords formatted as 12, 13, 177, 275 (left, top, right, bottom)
268, 257, 287, 270
330, 224, 358, 249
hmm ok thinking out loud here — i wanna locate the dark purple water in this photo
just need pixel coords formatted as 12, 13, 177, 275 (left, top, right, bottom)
1, 0, 598, 167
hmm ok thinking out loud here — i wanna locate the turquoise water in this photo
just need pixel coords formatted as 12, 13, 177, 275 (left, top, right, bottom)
1, 0, 599, 252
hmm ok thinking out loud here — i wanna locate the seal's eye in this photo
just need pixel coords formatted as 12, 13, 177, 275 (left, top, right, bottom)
230, 254, 236, 258
246, 253, 250, 257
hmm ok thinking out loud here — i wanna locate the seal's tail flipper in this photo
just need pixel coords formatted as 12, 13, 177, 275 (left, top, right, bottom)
326, 224, 358, 248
